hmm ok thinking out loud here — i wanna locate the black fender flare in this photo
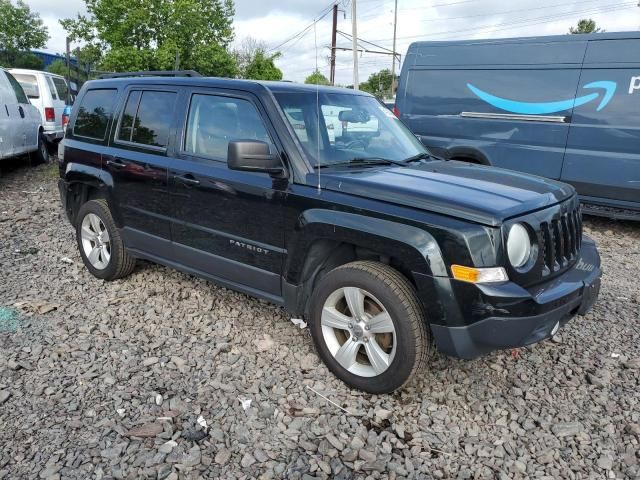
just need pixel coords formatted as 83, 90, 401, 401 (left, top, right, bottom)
285, 209, 448, 283
61, 163, 121, 226
282, 209, 452, 317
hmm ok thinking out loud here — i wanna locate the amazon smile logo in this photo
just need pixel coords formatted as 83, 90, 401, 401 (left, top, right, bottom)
467, 81, 617, 115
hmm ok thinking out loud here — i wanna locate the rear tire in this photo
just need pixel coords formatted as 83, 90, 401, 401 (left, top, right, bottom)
75, 199, 136, 280
309, 261, 431, 393
32, 131, 50, 165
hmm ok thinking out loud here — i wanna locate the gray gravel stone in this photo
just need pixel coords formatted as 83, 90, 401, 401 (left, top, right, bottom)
1, 162, 638, 479
214, 448, 232, 465
241, 453, 256, 468
551, 422, 583, 437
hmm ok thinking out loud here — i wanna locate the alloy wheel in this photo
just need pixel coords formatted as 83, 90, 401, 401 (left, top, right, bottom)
80, 213, 111, 269
321, 287, 397, 377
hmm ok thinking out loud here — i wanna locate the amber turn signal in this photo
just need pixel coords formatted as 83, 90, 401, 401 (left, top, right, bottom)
451, 265, 508, 284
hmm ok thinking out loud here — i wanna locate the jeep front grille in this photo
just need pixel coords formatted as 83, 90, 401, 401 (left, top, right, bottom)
539, 204, 582, 276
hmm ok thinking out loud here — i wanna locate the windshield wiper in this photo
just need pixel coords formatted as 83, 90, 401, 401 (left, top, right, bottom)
402, 152, 436, 163
315, 157, 408, 169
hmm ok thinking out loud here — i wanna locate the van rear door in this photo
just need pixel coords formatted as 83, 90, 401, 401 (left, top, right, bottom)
562, 38, 640, 208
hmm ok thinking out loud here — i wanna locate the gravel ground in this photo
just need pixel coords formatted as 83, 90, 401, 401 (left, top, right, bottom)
1, 160, 639, 480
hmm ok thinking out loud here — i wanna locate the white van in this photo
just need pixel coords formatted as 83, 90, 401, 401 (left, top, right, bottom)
9, 68, 69, 147
0, 68, 48, 163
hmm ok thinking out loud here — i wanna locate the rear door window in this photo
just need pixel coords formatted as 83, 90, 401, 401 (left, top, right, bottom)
52, 78, 69, 103
46, 76, 58, 100
116, 90, 176, 148
73, 89, 118, 140
12, 73, 39, 99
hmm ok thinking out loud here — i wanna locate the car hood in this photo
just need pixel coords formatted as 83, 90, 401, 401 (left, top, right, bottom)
320, 160, 575, 226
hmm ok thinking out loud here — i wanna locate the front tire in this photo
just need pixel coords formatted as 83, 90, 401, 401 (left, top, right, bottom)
75, 199, 135, 280
309, 261, 431, 393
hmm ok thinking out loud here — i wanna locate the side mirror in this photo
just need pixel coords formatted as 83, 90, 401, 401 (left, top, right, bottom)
227, 140, 283, 175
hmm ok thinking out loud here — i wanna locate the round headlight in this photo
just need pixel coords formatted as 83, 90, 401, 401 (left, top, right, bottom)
507, 223, 532, 268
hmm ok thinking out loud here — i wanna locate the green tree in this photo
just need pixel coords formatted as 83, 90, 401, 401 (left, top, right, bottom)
569, 18, 602, 34
60, 0, 237, 77
47, 59, 68, 76
234, 37, 283, 80
0, 0, 49, 67
305, 69, 329, 85
359, 69, 397, 98
244, 51, 283, 81
9, 52, 44, 69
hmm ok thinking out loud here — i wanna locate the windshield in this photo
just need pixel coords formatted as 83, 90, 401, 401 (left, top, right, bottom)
274, 91, 427, 167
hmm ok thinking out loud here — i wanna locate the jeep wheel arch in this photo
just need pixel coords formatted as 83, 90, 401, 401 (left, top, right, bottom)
283, 209, 450, 318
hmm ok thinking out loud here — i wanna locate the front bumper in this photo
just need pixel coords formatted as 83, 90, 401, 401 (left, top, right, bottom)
429, 235, 601, 359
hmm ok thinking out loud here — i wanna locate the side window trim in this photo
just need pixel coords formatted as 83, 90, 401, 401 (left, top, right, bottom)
113, 86, 177, 152
114, 89, 143, 144
178, 89, 276, 164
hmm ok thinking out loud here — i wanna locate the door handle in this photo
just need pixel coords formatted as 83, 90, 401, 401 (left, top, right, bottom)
173, 174, 200, 186
18, 106, 25, 118
106, 159, 128, 169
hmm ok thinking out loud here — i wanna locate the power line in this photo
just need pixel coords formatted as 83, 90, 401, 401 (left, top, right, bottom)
365, 3, 636, 42
268, 2, 336, 53
360, 0, 618, 23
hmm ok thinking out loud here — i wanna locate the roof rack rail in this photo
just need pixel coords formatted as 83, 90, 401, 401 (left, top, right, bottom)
98, 70, 202, 79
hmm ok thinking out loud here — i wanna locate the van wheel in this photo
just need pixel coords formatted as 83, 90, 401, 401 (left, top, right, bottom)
75, 199, 136, 280
309, 261, 431, 393
33, 132, 50, 165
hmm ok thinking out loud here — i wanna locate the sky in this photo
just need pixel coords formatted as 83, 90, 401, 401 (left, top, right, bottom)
24, 0, 640, 85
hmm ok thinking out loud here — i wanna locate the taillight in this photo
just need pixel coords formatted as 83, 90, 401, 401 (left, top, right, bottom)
393, 105, 400, 118
45, 107, 55, 122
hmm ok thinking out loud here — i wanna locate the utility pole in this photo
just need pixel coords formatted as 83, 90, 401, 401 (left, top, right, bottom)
65, 37, 71, 104
351, 0, 359, 90
174, 51, 181, 71
390, 0, 398, 96
330, 3, 338, 85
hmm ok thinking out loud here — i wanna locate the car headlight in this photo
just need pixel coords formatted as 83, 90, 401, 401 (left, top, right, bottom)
507, 223, 532, 268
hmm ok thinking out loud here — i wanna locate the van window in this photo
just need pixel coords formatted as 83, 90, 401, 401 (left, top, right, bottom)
52, 77, 69, 103
184, 94, 272, 161
12, 73, 39, 99
46, 76, 58, 100
117, 90, 176, 148
5, 72, 29, 104
73, 89, 118, 140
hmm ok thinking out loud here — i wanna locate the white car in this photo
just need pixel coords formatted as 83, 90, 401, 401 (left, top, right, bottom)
9, 68, 69, 147
0, 68, 47, 163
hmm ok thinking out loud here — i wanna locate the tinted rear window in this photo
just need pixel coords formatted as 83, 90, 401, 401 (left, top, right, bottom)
52, 77, 69, 102
73, 89, 118, 140
117, 90, 142, 142
119, 90, 176, 148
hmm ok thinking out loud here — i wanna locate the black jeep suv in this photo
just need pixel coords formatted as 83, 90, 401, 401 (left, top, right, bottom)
58, 72, 601, 393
